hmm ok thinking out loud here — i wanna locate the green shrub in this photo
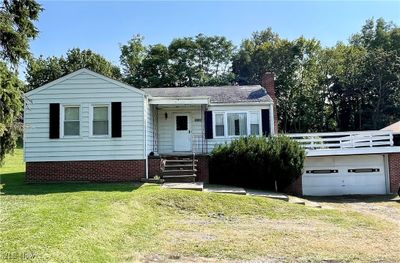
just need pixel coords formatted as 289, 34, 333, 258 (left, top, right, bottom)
209, 136, 305, 192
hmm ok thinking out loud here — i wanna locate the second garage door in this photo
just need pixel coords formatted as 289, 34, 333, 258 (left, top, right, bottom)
302, 155, 387, 196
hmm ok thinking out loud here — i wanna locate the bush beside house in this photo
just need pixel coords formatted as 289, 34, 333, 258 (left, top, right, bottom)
209, 136, 305, 192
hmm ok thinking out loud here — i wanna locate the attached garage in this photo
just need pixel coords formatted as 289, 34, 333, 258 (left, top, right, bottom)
302, 155, 388, 196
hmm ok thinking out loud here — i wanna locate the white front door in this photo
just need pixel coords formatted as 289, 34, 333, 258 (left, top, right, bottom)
174, 114, 192, 151
302, 155, 387, 196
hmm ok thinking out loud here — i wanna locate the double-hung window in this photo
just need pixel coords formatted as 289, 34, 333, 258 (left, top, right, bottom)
92, 105, 110, 136
63, 106, 80, 136
250, 112, 260, 135
215, 113, 225, 137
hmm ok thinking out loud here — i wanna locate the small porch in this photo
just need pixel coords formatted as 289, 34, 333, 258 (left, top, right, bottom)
149, 96, 210, 155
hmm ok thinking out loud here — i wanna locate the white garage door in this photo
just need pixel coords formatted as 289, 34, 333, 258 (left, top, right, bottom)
303, 155, 387, 196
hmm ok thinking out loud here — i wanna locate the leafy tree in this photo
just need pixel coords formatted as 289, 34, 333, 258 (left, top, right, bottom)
233, 28, 328, 132
119, 35, 147, 88
0, 0, 42, 163
233, 19, 399, 132
26, 48, 121, 90
0, 62, 24, 163
140, 44, 173, 88
323, 18, 400, 131
119, 34, 234, 88
0, 0, 42, 67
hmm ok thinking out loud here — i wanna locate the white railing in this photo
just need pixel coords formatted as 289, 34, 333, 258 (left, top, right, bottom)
287, 130, 394, 150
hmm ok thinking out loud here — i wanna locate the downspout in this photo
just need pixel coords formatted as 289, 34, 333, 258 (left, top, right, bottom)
144, 95, 148, 179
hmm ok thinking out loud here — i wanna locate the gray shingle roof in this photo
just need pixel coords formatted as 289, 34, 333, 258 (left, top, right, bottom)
143, 85, 272, 104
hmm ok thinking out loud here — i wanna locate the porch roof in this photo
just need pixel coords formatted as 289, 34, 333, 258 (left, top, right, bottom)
144, 85, 273, 104
148, 96, 210, 105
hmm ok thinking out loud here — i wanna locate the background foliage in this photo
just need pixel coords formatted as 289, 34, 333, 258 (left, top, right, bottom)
26, 48, 121, 90
26, 18, 399, 133
0, 0, 42, 163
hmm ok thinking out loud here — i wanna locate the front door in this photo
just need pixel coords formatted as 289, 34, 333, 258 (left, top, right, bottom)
174, 114, 192, 151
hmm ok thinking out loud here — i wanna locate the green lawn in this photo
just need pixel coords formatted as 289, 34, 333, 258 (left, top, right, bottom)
1, 149, 399, 262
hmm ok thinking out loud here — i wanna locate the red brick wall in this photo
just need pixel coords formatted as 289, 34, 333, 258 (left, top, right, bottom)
148, 157, 161, 178
285, 176, 303, 196
26, 160, 145, 183
261, 72, 279, 134
389, 153, 400, 193
195, 155, 209, 183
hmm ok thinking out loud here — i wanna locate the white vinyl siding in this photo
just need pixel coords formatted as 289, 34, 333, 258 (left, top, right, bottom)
24, 71, 145, 162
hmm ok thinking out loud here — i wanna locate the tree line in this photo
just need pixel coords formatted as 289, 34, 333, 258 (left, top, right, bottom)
1, 0, 399, 163
27, 19, 400, 133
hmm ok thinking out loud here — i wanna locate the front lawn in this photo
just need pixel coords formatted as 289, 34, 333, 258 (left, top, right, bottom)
1, 149, 399, 262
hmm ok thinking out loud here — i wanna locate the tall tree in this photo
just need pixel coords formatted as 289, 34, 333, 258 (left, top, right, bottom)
323, 18, 400, 131
232, 28, 328, 132
0, 0, 42, 163
26, 48, 121, 90
119, 34, 234, 88
119, 35, 147, 88
0, 0, 42, 68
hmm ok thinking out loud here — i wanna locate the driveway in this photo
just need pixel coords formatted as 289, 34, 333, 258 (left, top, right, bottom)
309, 195, 400, 225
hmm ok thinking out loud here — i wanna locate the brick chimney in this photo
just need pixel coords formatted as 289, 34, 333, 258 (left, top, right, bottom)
261, 72, 278, 134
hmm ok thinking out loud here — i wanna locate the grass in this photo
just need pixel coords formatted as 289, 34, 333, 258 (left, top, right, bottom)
1, 149, 400, 262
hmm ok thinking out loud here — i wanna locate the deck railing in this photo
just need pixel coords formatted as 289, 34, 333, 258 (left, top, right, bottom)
287, 130, 394, 150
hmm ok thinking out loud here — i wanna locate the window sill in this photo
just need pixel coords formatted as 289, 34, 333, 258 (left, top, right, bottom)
90, 135, 111, 139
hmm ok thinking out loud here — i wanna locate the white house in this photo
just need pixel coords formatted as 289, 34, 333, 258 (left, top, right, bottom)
24, 68, 400, 196
24, 69, 275, 184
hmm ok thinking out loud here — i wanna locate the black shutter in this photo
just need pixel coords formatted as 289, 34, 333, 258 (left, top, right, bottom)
49, 103, 60, 139
394, 134, 400, 146
205, 111, 213, 139
261, 109, 270, 136
111, 102, 122, 137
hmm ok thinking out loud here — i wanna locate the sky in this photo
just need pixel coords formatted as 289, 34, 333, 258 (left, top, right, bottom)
30, 1, 400, 68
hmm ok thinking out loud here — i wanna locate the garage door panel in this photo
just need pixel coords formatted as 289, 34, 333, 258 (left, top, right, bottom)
303, 155, 387, 196
303, 185, 344, 196
343, 174, 386, 195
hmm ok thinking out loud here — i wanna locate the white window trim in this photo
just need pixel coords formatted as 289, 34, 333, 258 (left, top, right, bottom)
89, 103, 112, 138
213, 112, 226, 138
212, 110, 262, 139
61, 104, 81, 138
249, 111, 262, 136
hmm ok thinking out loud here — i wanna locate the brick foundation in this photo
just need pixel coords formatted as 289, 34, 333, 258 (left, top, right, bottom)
148, 157, 161, 178
286, 176, 303, 196
195, 155, 210, 183
389, 153, 400, 193
26, 160, 145, 183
